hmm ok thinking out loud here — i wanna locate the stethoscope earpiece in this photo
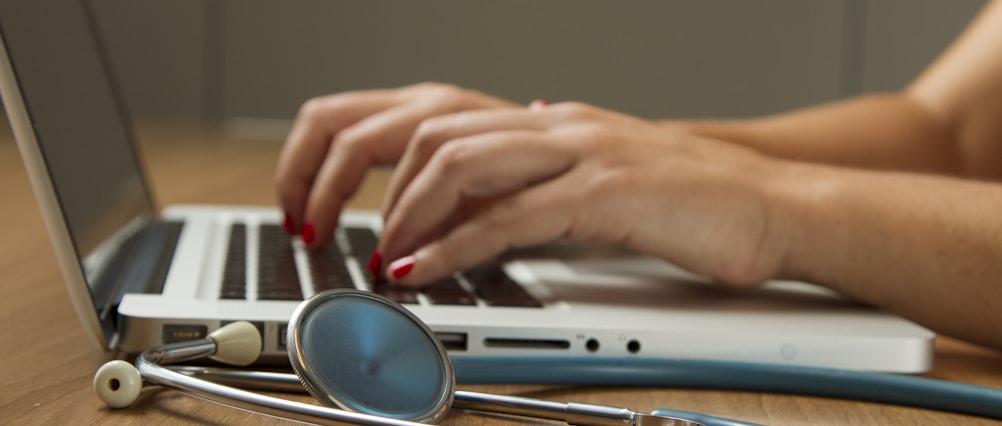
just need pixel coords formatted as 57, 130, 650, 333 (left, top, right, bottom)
94, 360, 142, 408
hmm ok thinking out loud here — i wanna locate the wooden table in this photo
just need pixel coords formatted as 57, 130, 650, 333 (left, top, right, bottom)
2, 120, 1001, 425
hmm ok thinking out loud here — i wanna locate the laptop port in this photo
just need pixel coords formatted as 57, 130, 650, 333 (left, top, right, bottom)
278, 324, 289, 350
484, 338, 570, 350
627, 339, 641, 354
435, 332, 468, 351
162, 324, 207, 344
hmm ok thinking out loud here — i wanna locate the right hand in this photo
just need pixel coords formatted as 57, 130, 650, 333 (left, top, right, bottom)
275, 82, 517, 248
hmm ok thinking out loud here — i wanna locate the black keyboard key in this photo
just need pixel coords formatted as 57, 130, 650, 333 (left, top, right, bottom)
344, 226, 379, 258
308, 244, 355, 292
423, 277, 477, 306
257, 224, 303, 300
373, 282, 419, 304
220, 224, 247, 299
463, 264, 542, 308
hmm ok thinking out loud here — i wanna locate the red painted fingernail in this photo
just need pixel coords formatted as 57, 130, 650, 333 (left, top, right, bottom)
282, 212, 294, 234
389, 256, 415, 280
368, 251, 383, 278
301, 222, 315, 245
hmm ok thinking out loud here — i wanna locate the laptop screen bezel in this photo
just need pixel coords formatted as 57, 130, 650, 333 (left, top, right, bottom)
0, 0, 160, 351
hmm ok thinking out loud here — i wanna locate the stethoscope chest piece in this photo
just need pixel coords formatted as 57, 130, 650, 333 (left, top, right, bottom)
287, 289, 455, 423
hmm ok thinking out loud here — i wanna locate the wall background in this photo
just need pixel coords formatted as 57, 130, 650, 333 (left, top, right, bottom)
89, 0, 987, 126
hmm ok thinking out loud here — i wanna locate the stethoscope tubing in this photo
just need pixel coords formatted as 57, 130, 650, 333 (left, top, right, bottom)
451, 356, 1002, 420
164, 355, 1002, 421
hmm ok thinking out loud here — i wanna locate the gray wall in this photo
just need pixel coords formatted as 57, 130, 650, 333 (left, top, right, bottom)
91, 0, 987, 122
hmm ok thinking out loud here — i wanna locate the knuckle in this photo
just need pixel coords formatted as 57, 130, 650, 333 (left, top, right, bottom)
296, 96, 331, 122
412, 117, 450, 152
421, 83, 471, 109
431, 141, 474, 177
412, 81, 450, 92
335, 129, 369, 154
560, 124, 615, 152
553, 101, 599, 120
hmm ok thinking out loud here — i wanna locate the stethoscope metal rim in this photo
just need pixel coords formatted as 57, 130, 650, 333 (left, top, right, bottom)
286, 289, 456, 424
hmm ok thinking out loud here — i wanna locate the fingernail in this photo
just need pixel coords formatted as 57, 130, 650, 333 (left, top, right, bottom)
389, 255, 415, 280
529, 99, 549, 110
301, 222, 315, 245
282, 212, 294, 234
368, 251, 383, 278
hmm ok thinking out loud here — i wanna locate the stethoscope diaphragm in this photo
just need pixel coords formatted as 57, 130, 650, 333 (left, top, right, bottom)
287, 289, 454, 423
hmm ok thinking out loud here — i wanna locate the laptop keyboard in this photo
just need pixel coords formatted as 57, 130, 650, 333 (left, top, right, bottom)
221, 223, 542, 308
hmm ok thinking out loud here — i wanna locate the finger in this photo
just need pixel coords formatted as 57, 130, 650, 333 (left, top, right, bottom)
382, 107, 555, 220
380, 131, 575, 264
298, 100, 453, 248
275, 90, 406, 232
387, 177, 577, 286
528, 98, 550, 110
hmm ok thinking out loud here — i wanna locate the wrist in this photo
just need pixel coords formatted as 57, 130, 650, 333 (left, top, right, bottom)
757, 159, 844, 283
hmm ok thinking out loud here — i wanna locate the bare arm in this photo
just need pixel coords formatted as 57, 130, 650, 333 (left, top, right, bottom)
772, 162, 1002, 349
673, 0, 1002, 181
683, 0, 1002, 348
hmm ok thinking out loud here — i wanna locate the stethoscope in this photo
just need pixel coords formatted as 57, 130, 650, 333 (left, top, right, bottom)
93, 289, 1002, 425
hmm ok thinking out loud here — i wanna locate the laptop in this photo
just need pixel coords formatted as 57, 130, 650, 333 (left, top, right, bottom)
0, 0, 933, 373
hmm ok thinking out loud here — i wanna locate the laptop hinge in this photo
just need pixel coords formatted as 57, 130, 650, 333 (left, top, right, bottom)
93, 220, 184, 323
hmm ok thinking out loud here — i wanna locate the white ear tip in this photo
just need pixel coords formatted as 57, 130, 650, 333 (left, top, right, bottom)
93, 360, 142, 408
208, 321, 262, 366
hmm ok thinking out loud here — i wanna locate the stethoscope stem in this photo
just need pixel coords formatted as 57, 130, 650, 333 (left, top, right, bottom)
452, 391, 668, 426
169, 366, 707, 426
143, 345, 424, 425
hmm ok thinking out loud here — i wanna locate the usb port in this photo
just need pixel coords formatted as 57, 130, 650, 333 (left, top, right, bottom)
162, 324, 207, 344
435, 332, 468, 351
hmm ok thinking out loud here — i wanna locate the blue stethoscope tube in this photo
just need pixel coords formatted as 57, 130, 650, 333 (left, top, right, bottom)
452, 356, 1002, 420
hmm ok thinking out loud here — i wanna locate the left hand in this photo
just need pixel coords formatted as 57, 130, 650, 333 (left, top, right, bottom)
378, 102, 795, 287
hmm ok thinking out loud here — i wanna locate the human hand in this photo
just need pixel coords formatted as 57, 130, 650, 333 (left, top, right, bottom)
275, 83, 517, 248
377, 102, 795, 287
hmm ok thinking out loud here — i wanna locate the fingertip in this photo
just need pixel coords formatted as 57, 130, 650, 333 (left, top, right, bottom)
528, 98, 549, 111
388, 255, 416, 280
301, 222, 316, 245
385, 247, 454, 287
300, 218, 341, 250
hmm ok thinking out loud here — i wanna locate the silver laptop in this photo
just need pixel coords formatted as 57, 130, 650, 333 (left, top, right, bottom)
0, 0, 934, 373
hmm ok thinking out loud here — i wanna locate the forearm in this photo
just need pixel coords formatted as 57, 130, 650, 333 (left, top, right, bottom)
669, 93, 965, 176
772, 162, 1002, 349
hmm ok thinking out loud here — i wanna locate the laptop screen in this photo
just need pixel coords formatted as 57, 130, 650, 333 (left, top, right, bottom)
0, 0, 154, 260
